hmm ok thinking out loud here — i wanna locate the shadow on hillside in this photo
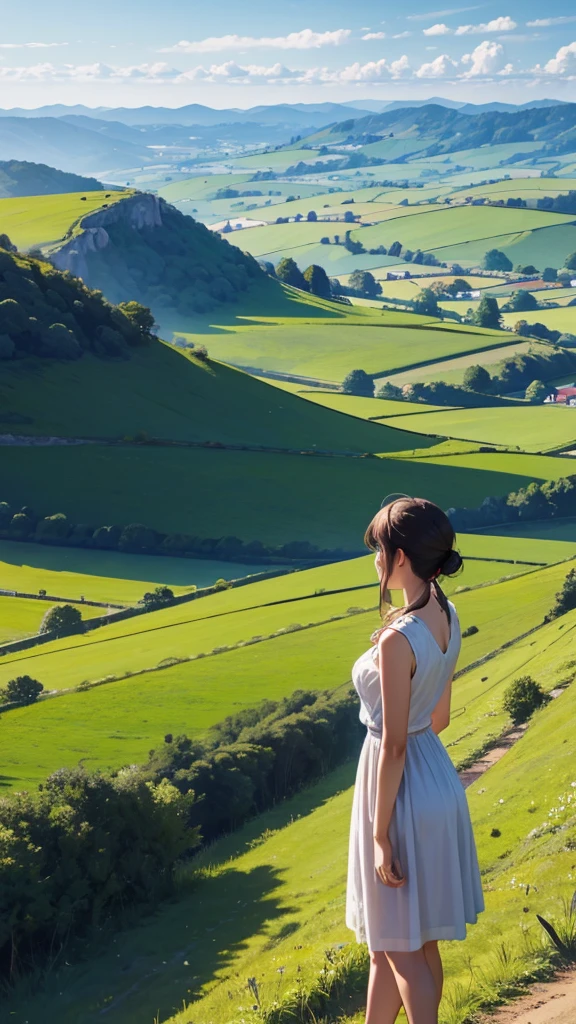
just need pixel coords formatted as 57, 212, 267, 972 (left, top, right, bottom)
194, 759, 357, 870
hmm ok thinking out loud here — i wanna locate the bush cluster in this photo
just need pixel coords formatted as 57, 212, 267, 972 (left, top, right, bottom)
0, 247, 156, 361
0, 501, 360, 563
0, 685, 361, 983
448, 474, 576, 531
502, 676, 546, 724
0, 769, 198, 982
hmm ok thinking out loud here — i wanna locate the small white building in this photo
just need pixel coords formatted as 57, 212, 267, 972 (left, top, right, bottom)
456, 290, 481, 299
387, 270, 411, 280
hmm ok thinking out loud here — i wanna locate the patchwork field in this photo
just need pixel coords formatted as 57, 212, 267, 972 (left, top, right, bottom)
379, 405, 576, 453
0, 189, 132, 251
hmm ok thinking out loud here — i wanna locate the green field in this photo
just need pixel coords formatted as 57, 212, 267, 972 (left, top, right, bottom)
0, 444, 571, 550
381, 341, 540, 388
0, 559, 569, 787
502, 305, 576, 334
0, 190, 132, 251
0, 540, 271, 603
6, 597, 576, 1024
0, 333, 437, 453
380, 405, 576, 453
446, 177, 576, 202
0, 595, 103, 644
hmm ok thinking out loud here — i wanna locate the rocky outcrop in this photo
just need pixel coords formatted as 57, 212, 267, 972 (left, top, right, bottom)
51, 193, 164, 280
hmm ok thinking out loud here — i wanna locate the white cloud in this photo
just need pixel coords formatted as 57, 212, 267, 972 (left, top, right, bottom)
0, 61, 179, 81
423, 23, 451, 35
318, 55, 410, 82
527, 16, 576, 27
455, 15, 517, 35
362, 32, 386, 40
179, 61, 302, 83
392, 31, 412, 39
160, 29, 351, 54
534, 41, 576, 75
407, 6, 482, 21
415, 53, 458, 77
460, 40, 506, 76
0, 41, 67, 49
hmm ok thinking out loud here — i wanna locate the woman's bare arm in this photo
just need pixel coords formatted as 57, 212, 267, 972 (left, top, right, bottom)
373, 628, 412, 842
431, 675, 453, 735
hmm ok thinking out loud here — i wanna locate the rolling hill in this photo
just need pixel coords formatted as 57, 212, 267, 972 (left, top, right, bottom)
0, 160, 103, 199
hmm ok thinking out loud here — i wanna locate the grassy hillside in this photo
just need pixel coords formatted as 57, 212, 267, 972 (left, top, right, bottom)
0, 446, 569, 550
380, 405, 576, 454
0, 339, 437, 453
0, 558, 569, 787
0, 190, 131, 250
5, 600, 576, 1024
0, 595, 102, 644
0, 160, 103, 199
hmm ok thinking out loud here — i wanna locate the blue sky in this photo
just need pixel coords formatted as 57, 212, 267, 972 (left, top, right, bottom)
1, 0, 576, 108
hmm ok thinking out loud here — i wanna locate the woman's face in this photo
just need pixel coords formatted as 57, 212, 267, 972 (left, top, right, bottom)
374, 548, 385, 580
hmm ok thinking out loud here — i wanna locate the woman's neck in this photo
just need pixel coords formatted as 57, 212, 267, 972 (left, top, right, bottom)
402, 576, 429, 608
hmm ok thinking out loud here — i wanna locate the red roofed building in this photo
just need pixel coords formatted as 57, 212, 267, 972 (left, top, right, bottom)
548, 385, 576, 405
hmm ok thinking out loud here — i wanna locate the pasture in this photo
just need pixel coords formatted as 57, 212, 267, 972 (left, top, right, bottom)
6, 605, 576, 1024
501, 305, 576, 334
0, 190, 131, 251
0, 444, 570, 550
0, 560, 568, 787
380, 405, 576, 453
0, 595, 102, 644
0, 540, 268, 603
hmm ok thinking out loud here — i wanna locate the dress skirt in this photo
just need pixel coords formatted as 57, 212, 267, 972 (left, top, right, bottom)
346, 726, 485, 952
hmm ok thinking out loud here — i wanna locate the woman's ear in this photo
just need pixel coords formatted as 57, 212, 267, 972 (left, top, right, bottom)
396, 548, 406, 567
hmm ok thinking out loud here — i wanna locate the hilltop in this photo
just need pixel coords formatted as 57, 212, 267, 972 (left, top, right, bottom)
0, 160, 103, 199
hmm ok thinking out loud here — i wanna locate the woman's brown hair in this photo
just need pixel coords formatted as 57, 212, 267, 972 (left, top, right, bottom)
364, 497, 463, 629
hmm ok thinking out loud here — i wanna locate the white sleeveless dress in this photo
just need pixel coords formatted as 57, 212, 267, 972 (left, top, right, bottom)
345, 601, 484, 952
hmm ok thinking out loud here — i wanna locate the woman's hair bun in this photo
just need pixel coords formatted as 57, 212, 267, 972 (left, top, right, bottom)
442, 549, 463, 576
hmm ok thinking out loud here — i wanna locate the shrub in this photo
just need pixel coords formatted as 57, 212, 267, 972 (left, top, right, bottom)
548, 568, 576, 620
39, 604, 83, 637
483, 249, 513, 272
462, 625, 479, 638
2, 675, 44, 705
140, 586, 175, 610
525, 379, 548, 404
463, 365, 492, 393
341, 369, 374, 397
502, 676, 546, 724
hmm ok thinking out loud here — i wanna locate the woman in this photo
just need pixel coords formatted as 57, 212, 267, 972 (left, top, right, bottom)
346, 497, 484, 1024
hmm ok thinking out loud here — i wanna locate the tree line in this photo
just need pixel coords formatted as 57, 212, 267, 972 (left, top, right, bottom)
447, 474, 576, 532
0, 685, 362, 984
0, 501, 360, 564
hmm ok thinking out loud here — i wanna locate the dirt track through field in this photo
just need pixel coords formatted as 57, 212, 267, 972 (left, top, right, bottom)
481, 969, 576, 1023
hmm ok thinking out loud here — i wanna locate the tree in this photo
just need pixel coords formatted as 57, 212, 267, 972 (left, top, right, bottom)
472, 295, 502, 329
515, 264, 538, 275
306, 210, 317, 222
341, 369, 374, 397
141, 586, 175, 610
39, 604, 83, 637
549, 567, 576, 619
502, 290, 538, 313
302, 265, 331, 298
542, 267, 557, 282
2, 675, 43, 705
0, 233, 16, 252
117, 301, 156, 337
344, 210, 355, 223
525, 379, 548, 404
411, 288, 439, 317
118, 523, 158, 553
445, 278, 471, 297
502, 676, 546, 724
565, 252, 576, 271
275, 257, 307, 290
388, 241, 402, 257
35, 513, 70, 543
463, 365, 492, 393
376, 381, 403, 400
348, 270, 381, 298
483, 249, 513, 272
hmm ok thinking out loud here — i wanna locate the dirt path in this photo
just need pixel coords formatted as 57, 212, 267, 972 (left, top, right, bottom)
459, 724, 528, 789
481, 969, 576, 1023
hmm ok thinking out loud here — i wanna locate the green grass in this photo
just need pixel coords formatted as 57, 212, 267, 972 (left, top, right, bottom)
257, 382, 459, 417
501, 306, 576, 335
0, 333, 433, 454
458, 525, 576, 562
0, 539, 269, 603
6, 603, 576, 1024
380, 406, 576, 453
0, 559, 569, 788
0, 445, 569, 550
0, 595, 102, 644
381, 341, 540, 388
352, 205, 575, 257
0, 190, 132, 251
435, 222, 576, 271
446, 177, 576, 202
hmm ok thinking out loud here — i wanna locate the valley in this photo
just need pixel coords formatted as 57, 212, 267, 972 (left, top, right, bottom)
1, 85, 576, 1024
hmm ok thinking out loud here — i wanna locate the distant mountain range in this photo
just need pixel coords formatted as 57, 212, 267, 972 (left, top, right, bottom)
0, 99, 571, 177
316, 102, 576, 159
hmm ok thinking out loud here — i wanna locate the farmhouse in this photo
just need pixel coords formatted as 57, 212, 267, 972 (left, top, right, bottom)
456, 290, 481, 299
387, 270, 411, 280
545, 385, 576, 406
